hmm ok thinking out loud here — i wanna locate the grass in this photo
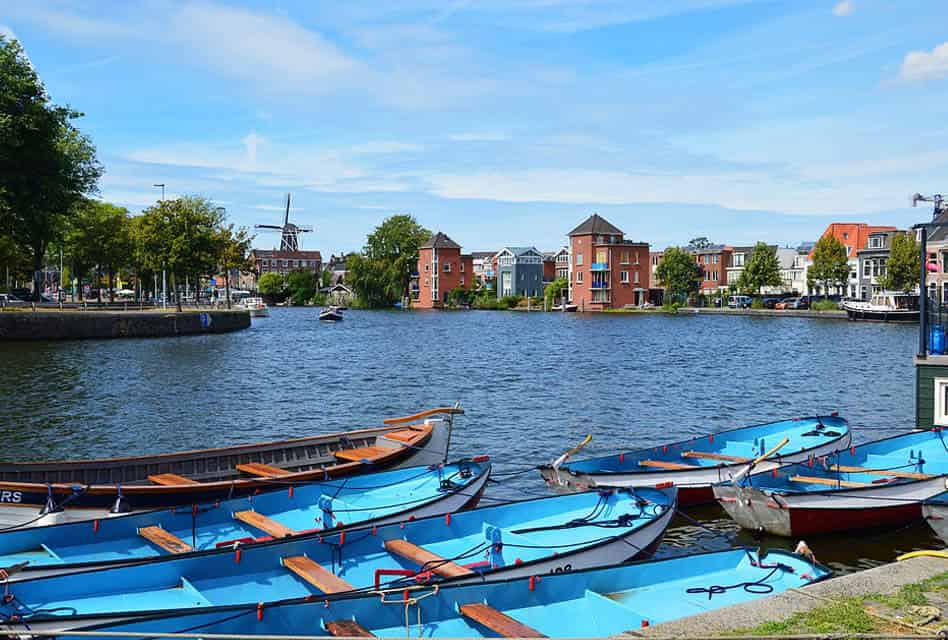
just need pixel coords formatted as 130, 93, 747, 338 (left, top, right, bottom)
729, 571, 948, 637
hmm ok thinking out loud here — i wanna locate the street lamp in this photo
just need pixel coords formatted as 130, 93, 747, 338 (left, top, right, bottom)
153, 184, 166, 306
153, 183, 165, 201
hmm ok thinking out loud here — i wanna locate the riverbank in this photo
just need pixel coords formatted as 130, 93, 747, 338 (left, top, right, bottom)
633, 554, 948, 638
602, 306, 849, 320
0, 309, 251, 340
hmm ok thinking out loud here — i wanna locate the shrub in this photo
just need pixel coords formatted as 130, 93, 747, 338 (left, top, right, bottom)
812, 299, 839, 311
751, 297, 766, 309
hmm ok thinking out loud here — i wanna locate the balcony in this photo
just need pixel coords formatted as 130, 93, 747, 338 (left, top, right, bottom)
590, 282, 611, 290
591, 262, 609, 271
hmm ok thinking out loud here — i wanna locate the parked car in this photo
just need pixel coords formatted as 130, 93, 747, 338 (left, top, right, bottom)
0, 294, 25, 307
775, 297, 807, 310
728, 295, 752, 309
762, 297, 782, 309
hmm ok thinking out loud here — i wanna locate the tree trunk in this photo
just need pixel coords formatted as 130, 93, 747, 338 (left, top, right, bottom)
31, 243, 43, 302
172, 272, 182, 312
225, 269, 232, 309
108, 268, 114, 303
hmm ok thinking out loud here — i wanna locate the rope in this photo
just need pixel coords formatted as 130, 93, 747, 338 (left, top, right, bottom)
685, 565, 782, 600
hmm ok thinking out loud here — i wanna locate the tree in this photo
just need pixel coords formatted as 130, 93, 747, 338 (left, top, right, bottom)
215, 224, 252, 308
807, 235, 850, 295
880, 232, 920, 293
544, 277, 569, 308
348, 215, 430, 308
0, 36, 103, 300
257, 272, 284, 300
65, 200, 129, 301
737, 242, 783, 295
655, 247, 702, 302
688, 237, 712, 250
286, 270, 318, 306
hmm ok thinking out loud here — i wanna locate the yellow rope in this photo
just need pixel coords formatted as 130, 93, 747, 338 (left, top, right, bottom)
896, 550, 948, 561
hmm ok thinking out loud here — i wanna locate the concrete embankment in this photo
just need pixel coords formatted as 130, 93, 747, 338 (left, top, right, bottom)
629, 555, 948, 638
683, 307, 848, 320
0, 309, 250, 340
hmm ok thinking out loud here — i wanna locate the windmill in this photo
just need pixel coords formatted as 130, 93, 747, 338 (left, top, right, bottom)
255, 194, 313, 252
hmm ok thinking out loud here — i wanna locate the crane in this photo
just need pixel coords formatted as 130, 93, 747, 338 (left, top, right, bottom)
912, 193, 947, 217
254, 194, 313, 252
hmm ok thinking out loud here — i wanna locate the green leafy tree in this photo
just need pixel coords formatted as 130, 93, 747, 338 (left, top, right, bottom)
688, 237, 712, 250
215, 224, 253, 308
0, 36, 103, 300
655, 247, 702, 303
286, 270, 318, 306
257, 272, 284, 300
544, 277, 569, 308
737, 242, 783, 295
348, 215, 430, 308
446, 286, 474, 307
64, 200, 130, 301
0, 234, 29, 292
880, 232, 920, 293
807, 235, 850, 295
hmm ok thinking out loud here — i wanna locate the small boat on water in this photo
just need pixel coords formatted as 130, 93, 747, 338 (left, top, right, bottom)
320, 306, 344, 321
539, 415, 851, 505
240, 297, 270, 317
0, 458, 491, 581
0, 486, 676, 631
0, 407, 462, 528
923, 492, 948, 542
714, 428, 948, 537
551, 303, 578, 312
841, 293, 919, 323
64, 547, 828, 638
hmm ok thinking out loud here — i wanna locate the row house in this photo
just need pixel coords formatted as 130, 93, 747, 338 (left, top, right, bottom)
551, 247, 570, 281
918, 208, 948, 303
471, 251, 496, 289
855, 230, 900, 299
805, 223, 896, 297
249, 249, 322, 288
568, 214, 650, 310
414, 232, 474, 309
726, 245, 801, 294
692, 245, 731, 294
496, 247, 545, 298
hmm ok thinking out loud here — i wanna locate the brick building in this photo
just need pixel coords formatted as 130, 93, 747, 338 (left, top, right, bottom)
568, 214, 650, 310
805, 223, 897, 296
692, 245, 732, 294
415, 232, 474, 309
250, 249, 322, 288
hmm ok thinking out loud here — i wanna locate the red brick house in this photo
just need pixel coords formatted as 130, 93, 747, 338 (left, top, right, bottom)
568, 214, 650, 310
692, 246, 732, 294
415, 232, 473, 309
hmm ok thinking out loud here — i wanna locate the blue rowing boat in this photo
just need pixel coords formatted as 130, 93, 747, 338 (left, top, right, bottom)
923, 492, 948, 542
540, 415, 851, 505
0, 459, 491, 580
0, 486, 676, 631
57, 547, 828, 638
715, 428, 948, 536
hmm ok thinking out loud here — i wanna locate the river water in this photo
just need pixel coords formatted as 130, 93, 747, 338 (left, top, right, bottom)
0, 309, 937, 573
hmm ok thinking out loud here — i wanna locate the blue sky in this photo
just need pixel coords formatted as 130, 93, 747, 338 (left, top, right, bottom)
4, 0, 948, 254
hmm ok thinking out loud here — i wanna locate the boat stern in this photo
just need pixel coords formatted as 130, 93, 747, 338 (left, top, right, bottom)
713, 483, 793, 537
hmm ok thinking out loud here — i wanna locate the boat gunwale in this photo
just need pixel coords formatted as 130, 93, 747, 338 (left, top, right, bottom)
540, 415, 851, 478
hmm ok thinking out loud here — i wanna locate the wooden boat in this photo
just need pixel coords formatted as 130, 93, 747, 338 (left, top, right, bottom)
923, 492, 948, 542
841, 293, 919, 323
0, 408, 461, 528
0, 486, 676, 631
57, 547, 828, 638
0, 458, 491, 581
714, 429, 948, 537
319, 306, 343, 321
539, 415, 851, 505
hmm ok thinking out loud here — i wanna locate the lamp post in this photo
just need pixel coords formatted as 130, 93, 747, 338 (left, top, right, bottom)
153, 183, 165, 201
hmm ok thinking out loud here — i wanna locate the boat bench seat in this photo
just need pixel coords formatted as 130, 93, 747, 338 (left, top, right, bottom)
831, 464, 931, 480
383, 539, 475, 578
789, 475, 868, 489
639, 459, 698, 470
325, 620, 375, 637
283, 555, 355, 594
233, 510, 296, 538
459, 603, 546, 638
147, 473, 200, 486
380, 428, 422, 444
139, 526, 193, 554
235, 462, 290, 478
334, 446, 390, 463
681, 451, 750, 463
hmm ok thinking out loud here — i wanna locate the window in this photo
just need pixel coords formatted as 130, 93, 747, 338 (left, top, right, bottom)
733, 253, 745, 267
460, 277, 465, 285
634, 271, 640, 284
444, 263, 451, 273
934, 378, 948, 427
634, 253, 640, 265
863, 262, 871, 277
621, 251, 630, 265
713, 255, 719, 264
424, 278, 429, 286
460, 262, 465, 272
576, 271, 583, 284
576, 253, 584, 266
424, 264, 429, 272
620, 271, 629, 283
652, 255, 659, 265
868, 236, 883, 249
842, 232, 849, 241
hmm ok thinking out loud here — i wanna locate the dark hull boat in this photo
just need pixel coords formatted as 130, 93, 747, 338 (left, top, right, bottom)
319, 306, 343, 321
923, 492, 948, 542
0, 408, 461, 528
714, 429, 948, 537
539, 415, 851, 505
0, 458, 491, 580
59, 548, 829, 638
0, 486, 676, 632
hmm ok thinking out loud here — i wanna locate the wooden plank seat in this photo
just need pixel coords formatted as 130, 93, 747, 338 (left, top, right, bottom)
681, 451, 751, 463
283, 555, 355, 594
789, 475, 868, 489
235, 462, 290, 478
383, 539, 475, 578
381, 429, 422, 444
147, 473, 199, 486
325, 620, 375, 637
638, 459, 698, 470
459, 603, 547, 638
334, 446, 390, 463
139, 526, 193, 554
830, 465, 932, 480
233, 510, 296, 538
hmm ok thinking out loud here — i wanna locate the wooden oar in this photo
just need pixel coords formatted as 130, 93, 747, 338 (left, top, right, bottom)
733, 436, 790, 482
551, 434, 593, 471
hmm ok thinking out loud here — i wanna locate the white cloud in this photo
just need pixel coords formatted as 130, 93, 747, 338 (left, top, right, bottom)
242, 132, 265, 165
832, 1, 854, 17
349, 141, 425, 154
899, 42, 948, 82
449, 132, 510, 142
0, 24, 16, 40
254, 204, 302, 212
